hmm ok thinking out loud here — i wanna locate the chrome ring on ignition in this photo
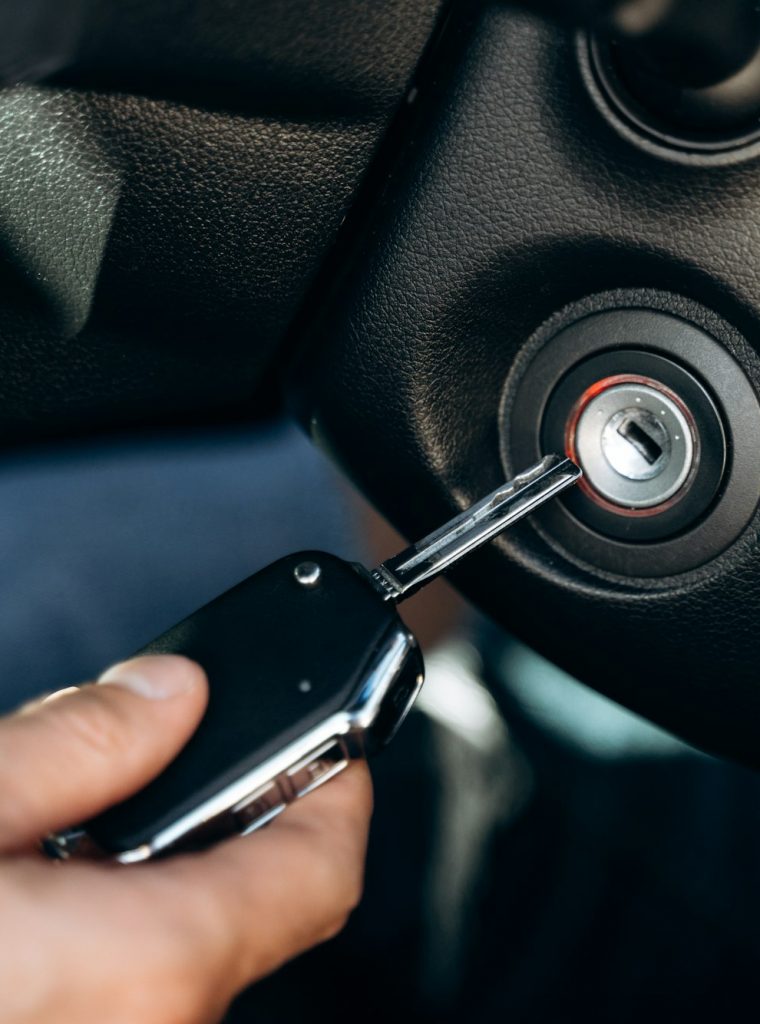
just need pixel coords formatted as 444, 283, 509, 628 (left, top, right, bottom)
566, 375, 699, 514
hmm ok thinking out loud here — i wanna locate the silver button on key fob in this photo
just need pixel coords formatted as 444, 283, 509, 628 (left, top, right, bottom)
46, 455, 580, 864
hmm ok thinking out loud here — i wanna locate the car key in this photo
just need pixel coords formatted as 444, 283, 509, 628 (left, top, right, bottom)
46, 454, 580, 864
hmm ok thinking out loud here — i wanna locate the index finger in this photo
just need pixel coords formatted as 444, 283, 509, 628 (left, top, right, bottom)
144, 761, 373, 993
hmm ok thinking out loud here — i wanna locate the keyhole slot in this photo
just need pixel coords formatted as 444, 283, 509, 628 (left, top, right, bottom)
617, 417, 663, 466
599, 405, 673, 483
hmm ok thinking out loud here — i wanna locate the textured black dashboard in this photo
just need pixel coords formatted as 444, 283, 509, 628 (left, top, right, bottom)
0, 0, 443, 443
296, 7, 760, 765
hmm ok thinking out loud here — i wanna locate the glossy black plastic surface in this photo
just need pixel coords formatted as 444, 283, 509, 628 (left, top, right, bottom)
86, 552, 400, 854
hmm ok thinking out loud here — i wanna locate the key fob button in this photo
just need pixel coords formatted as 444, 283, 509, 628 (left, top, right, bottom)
233, 781, 287, 831
286, 740, 349, 798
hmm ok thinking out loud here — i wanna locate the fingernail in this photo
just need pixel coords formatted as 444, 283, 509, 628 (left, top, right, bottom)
98, 655, 201, 700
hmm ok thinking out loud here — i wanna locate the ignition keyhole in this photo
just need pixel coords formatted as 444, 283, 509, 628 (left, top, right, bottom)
569, 379, 696, 510
601, 406, 672, 482
617, 417, 663, 466
529, 318, 735, 553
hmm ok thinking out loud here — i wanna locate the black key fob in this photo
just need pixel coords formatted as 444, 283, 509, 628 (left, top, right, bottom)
49, 552, 422, 862
46, 456, 579, 863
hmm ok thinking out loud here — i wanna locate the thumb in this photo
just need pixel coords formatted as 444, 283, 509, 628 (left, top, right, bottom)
0, 655, 208, 852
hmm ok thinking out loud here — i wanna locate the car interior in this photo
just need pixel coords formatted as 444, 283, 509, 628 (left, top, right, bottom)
2, 0, 760, 1020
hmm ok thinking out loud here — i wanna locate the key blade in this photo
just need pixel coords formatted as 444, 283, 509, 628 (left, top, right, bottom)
370, 454, 581, 602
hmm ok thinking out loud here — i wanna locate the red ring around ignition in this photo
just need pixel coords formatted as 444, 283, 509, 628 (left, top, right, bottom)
564, 373, 700, 519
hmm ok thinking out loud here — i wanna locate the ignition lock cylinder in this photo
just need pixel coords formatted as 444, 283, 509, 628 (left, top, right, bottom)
505, 304, 760, 576
567, 376, 697, 514
539, 343, 727, 547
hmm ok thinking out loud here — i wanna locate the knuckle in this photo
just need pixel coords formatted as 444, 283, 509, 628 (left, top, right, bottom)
154, 929, 231, 1022
120, 973, 207, 1024
155, 875, 234, 988
153, 978, 209, 1024
318, 909, 352, 945
349, 762, 374, 817
336, 869, 364, 922
308, 833, 365, 920
344, 869, 364, 914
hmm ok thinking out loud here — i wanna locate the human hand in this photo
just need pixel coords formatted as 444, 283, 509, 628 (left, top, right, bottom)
0, 655, 372, 1023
